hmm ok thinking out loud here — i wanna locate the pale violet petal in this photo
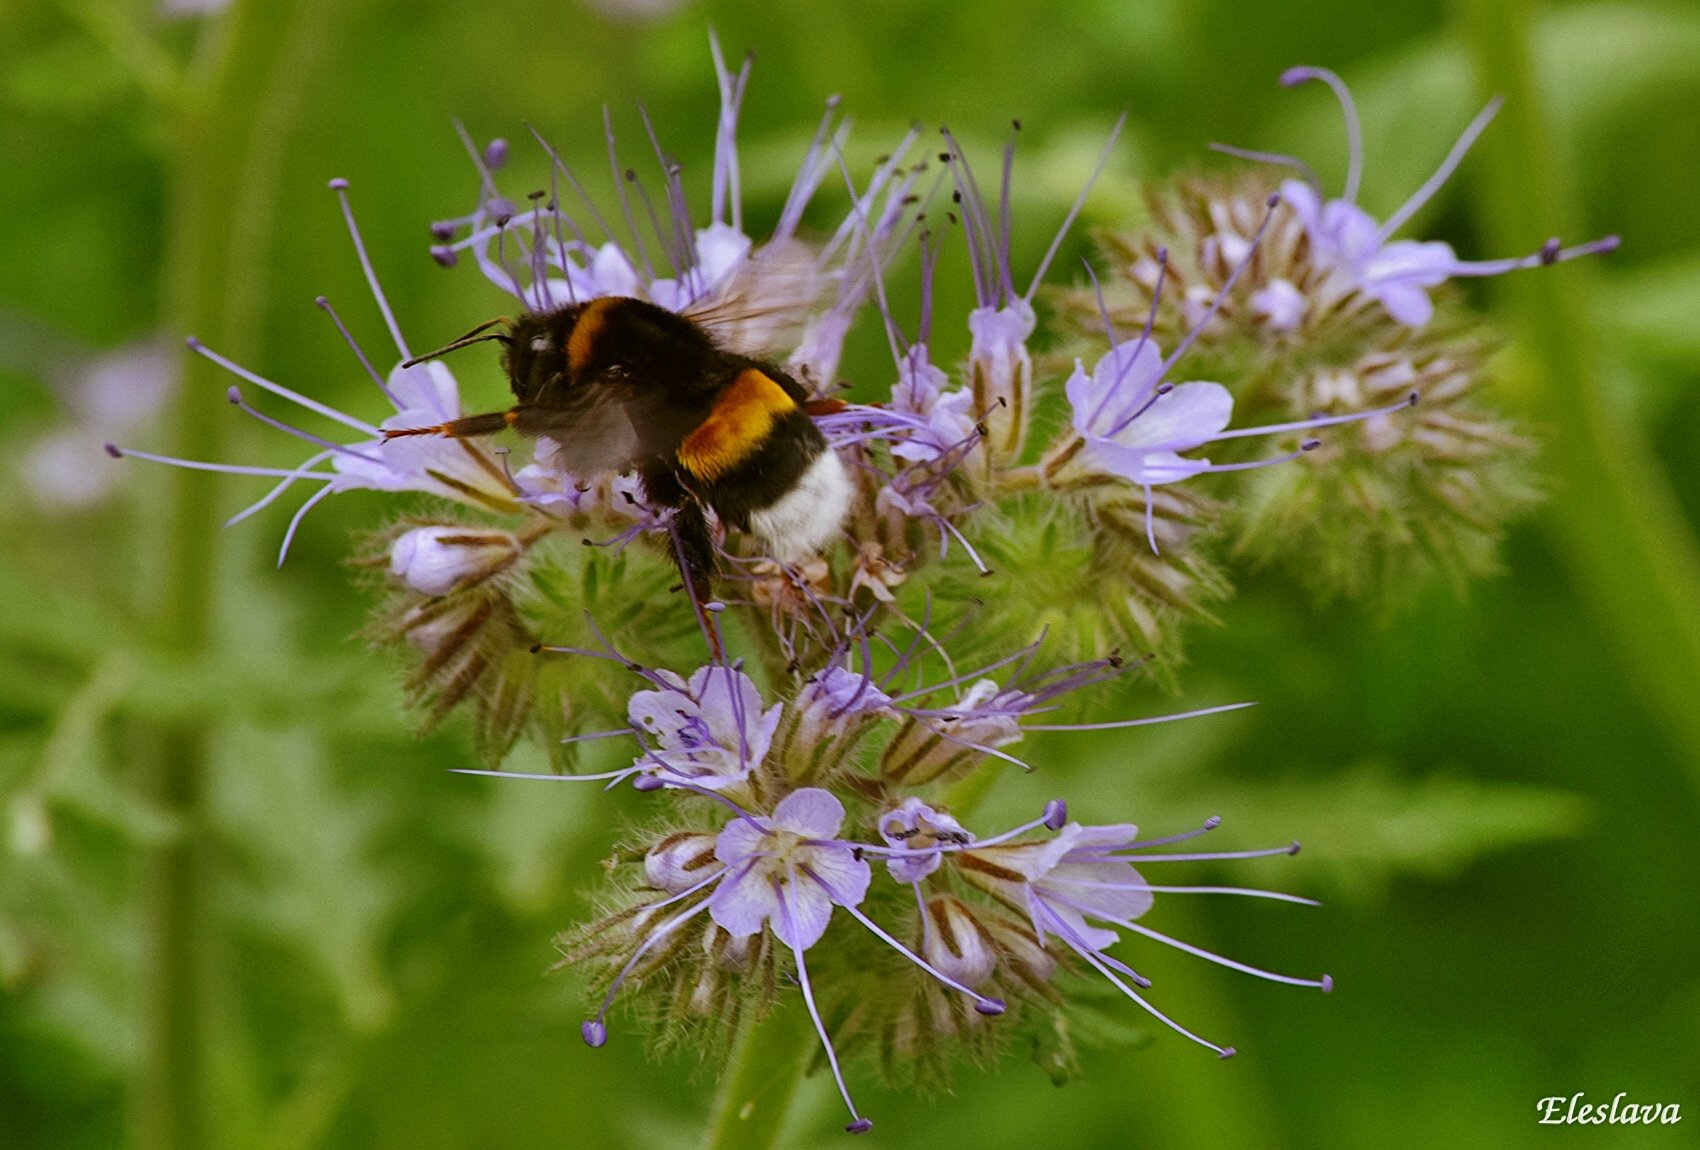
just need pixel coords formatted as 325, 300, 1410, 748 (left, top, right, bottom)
771, 787, 846, 838
773, 874, 835, 950
1373, 282, 1435, 327
1111, 381, 1233, 452
708, 863, 780, 938
804, 845, 871, 908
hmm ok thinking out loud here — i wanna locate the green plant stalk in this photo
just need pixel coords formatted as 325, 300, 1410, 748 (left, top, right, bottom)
1453, 0, 1700, 791
702, 1002, 817, 1150
139, 1, 335, 1146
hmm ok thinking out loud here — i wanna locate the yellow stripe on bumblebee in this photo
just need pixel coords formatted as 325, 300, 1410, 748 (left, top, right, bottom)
676, 368, 799, 482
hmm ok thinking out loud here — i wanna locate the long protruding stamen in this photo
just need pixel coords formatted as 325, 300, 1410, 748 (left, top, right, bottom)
604, 106, 656, 283
276, 484, 334, 567
940, 127, 999, 306
1448, 233, 1621, 277
776, 95, 845, 241
1114, 916, 1332, 990
775, 880, 872, 1134
187, 336, 379, 436
1195, 441, 1319, 474
637, 104, 697, 277
1063, 880, 1321, 906
1025, 701, 1256, 731
224, 450, 335, 527
224, 387, 385, 465
1281, 66, 1362, 204
528, 125, 617, 252
584, 877, 725, 1044
451, 764, 644, 783
1207, 142, 1321, 191
802, 866, 1006, 1016
104, 443, 335, 482
1025, 110, 1126, 302
314, 296, 394, 400
1376, 96, 1502, 242
1110, 842, 1303, 863
1139, 196, 1280, 409
328, 179, 411, 361
1039, 902, 1233, 1057
1207, 390, 1417, 442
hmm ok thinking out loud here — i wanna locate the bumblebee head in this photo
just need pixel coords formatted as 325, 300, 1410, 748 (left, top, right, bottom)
409, 296, 724, 404
543, 297, 722, 395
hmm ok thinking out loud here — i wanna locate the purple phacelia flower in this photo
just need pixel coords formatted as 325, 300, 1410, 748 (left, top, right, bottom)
877, 797, 973, 883
428, 35, 921, 390
939, 119, 1125, 458
957, 814, 1332, 1058
1230, 66, 1618, 328
577, 786, 1005, 1135
627, 664, 783, 790
110, 181, 520, 563
708, 787, 871, 950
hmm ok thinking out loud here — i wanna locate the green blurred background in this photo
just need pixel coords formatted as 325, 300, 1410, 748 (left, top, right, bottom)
3, 0, 1698, 1147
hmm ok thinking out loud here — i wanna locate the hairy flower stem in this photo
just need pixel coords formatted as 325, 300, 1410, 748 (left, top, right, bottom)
702, 1002, 816, 1150
141, 2, 337, 1147
1455, 0, 1700, 790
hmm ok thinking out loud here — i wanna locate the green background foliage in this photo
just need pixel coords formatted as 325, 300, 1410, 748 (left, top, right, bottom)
2, 0, 1696, 1147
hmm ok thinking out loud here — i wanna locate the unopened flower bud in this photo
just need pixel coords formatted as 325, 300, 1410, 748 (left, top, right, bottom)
644, 831, 719, 894
389, 526, 521, 596
921, 898, 998, 988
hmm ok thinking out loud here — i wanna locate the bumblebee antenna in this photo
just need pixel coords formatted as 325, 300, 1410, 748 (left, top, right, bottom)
400, 318, 511, 368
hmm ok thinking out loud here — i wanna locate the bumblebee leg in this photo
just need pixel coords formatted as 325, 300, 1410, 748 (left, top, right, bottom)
642, 466, 723, 656
668, 500, 719, 600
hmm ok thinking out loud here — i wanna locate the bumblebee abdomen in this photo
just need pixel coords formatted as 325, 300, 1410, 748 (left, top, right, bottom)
676, 368, 801, 483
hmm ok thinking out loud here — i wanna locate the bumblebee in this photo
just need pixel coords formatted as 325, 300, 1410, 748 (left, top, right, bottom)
386, 296, 853, 599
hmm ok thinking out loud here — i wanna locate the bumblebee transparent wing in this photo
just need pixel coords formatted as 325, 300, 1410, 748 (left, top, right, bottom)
681, 241, 825, 361
507, 377, 704, 474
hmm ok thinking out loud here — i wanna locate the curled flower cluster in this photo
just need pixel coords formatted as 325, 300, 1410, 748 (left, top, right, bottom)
1058, 66, 1616, 604
109, 43, 1610, 1137
476, 618, 1321, 1133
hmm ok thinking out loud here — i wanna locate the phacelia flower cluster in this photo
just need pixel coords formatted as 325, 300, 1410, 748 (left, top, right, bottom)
109, 42, 1609, 1138
1058, 66, 1616, 604
472, 618, 1321, 1133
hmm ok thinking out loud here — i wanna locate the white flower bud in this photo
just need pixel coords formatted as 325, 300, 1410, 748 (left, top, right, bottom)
644, 831, 719, 894
921, 898, 998, 988
389, 526, 520, 596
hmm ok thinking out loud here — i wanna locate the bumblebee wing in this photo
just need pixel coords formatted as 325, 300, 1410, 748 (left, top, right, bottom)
509, 377, 702, 475
681, 241, 823, 362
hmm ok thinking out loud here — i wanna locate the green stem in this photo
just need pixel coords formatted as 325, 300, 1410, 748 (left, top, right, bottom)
138, 2, 336, 1147
702, 1003, 817, 1150
1453, 0, 1700, 790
